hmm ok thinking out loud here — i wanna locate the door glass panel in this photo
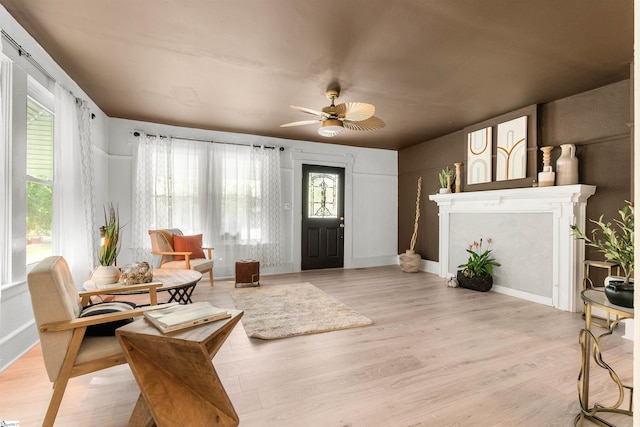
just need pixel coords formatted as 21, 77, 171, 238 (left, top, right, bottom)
308, 172, 338, 218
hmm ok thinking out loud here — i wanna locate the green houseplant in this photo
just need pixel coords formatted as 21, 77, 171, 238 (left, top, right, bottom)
438, 166, 454, 194
92, 203, 124, 285
457, 238, 500, 292
570, 201, 634, 307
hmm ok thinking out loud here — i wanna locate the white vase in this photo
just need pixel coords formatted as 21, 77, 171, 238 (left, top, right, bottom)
556, 144, 579, 185
91, 265, 121, 285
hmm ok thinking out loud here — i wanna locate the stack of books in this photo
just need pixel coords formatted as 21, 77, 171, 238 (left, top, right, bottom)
144, 301, 231, 333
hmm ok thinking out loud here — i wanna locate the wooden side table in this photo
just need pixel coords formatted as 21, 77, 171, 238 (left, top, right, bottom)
117, 309, 243, 427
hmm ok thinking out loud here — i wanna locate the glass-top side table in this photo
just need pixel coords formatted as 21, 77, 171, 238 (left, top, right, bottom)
576, 289, 634, 426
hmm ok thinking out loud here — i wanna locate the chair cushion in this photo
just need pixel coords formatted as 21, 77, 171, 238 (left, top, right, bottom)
80, 301, 136, 336
173, 234, 205, 260
161, 258, 213, 274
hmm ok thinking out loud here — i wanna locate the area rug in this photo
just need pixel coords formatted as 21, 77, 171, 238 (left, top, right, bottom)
230, 282, 373, 339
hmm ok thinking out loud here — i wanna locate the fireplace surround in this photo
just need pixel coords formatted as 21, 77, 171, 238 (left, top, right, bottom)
429, 184, 596, 312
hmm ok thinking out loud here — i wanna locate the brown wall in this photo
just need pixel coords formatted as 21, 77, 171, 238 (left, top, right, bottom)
398, 79, 632, 283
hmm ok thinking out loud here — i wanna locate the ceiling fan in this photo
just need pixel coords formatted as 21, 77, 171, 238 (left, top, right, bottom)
281, 86, 385, 137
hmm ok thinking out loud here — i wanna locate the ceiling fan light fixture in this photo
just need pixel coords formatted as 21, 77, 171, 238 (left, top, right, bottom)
318, 119, 343, 137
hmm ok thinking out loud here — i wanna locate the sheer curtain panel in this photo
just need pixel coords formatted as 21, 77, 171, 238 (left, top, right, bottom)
52, 84, 96, 285
0, 55, 12, 284
132, 135, 282, 276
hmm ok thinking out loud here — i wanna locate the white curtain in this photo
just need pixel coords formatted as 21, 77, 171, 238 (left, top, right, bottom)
0, 54, 12, 284
132, 134, 282, 275
52, 84, 95, 285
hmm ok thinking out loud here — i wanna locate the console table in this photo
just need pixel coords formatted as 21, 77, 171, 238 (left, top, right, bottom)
576, 289, 633, 426
117, 309, 243, 426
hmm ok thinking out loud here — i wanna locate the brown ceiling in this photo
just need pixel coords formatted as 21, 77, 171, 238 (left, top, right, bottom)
0, 1, 633, 150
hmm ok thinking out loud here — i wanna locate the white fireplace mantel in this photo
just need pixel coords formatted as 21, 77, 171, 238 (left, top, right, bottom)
429, 184, 596, 312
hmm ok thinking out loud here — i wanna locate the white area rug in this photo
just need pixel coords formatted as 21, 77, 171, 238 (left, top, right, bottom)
230, 282, 373, 339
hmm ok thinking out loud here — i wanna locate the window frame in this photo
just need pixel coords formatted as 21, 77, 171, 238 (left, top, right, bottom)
25, 77, 54, 266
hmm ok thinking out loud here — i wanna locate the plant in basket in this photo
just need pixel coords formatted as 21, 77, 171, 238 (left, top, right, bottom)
570, 201, 634, 307
457, 238, 500, 292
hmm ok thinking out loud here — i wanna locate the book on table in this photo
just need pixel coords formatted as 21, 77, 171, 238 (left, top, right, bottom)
143, 301, 231, 333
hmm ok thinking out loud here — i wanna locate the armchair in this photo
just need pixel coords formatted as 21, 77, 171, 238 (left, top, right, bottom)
148, 229, 214, 286
27, 256, 164, 426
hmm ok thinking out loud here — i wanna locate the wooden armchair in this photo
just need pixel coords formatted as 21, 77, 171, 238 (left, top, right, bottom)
148, 229, 214, 286
27, 256, 164, 427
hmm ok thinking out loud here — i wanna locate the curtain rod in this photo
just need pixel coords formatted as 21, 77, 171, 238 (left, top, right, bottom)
132, 131, 285, 151
1, 30, 56, 82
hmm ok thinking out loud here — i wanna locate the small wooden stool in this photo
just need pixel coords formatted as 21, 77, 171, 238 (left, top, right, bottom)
235, 260, 260, 288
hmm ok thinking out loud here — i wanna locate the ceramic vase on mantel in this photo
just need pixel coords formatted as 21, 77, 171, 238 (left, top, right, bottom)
91, 265, 121, 285
556, 144, 579, 185
537, 146, 555, 187
399, 250, 421, 273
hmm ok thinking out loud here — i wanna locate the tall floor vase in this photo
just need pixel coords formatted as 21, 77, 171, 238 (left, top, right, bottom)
400, 250, 421, 273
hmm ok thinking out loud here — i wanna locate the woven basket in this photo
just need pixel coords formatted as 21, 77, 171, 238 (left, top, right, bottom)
456, 270, 493, 292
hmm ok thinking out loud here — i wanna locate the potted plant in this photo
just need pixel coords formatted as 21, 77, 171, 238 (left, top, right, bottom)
438, 166, 454, 193
457, 238, 500, 292
91, 203, 124, 285
570, 201, 634, 307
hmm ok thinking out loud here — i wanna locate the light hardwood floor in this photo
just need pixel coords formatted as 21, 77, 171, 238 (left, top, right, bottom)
0, 266, 633, 426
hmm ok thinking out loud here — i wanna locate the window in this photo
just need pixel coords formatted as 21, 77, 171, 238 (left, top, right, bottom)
307, 172, 339, 218
26, 95, 54, 265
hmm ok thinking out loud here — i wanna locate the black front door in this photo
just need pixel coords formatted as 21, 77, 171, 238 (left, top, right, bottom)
301, 165, 345, 270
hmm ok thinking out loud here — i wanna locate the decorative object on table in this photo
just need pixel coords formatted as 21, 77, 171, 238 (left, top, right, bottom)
537, 146, 555, 187
143, 301, 231, 333
230, 282, 373, 339
556, 143, 579, 185
438, 166, 454, 194
91, 203, 124, 285
457, 238, 500, 292
570, 201, 634, 307
467, 127, 492, 184
454, 162, 462, 192
119, 261, 153, 286
496, 115, 527, 181
400, 176, 422, 273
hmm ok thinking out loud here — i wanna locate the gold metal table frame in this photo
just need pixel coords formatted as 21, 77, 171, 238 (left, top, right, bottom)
576, 289, 634, 426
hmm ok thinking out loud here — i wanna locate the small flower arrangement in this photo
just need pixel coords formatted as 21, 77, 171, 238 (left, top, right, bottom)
458, 238, 500, 278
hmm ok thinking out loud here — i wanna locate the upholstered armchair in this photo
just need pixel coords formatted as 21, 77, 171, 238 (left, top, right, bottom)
27, 256, 163, 427
148, 229, 214, 286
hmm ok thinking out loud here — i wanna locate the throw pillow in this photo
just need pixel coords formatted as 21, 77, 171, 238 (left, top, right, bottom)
173, 234, 205, 261
80, 301, 136, 336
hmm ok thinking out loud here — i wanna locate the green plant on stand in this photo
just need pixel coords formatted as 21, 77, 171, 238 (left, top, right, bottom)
571, 201, 634, 307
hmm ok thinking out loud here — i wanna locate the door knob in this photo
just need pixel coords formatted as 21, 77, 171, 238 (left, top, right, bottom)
339, 224, 344, 228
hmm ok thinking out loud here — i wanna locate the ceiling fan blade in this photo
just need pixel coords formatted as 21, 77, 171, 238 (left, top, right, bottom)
343, 116, 385, 131
335, 102, 375, 121
290, 105, 330, 118
280, 119, 322, 128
